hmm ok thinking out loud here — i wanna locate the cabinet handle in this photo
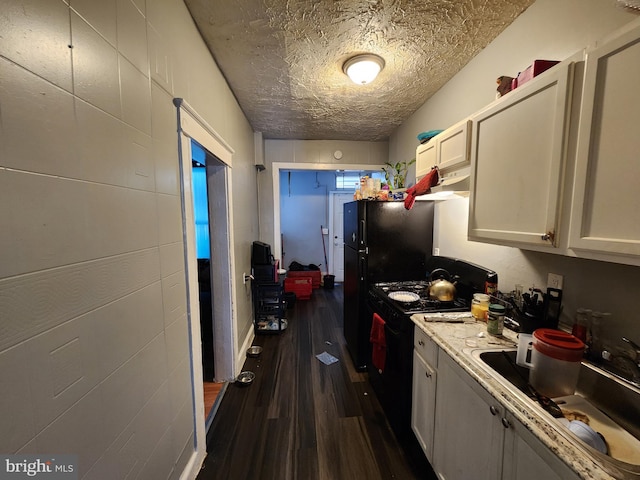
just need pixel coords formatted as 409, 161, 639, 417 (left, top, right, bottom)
418, 340, 425, 346
541, 231, 555, 242
425, 371, 432, 378
489, 405, 499, 416
501, 418, 511, 429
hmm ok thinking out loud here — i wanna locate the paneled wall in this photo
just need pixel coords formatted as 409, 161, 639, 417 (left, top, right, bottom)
0, 0, 256, 478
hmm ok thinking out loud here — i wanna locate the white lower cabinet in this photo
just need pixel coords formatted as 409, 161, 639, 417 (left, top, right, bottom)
412, 349, 437, 459
423, 348, 579, 480
432, 351, 504, 480
412, 328, 438, 459
502, 412, 579, 480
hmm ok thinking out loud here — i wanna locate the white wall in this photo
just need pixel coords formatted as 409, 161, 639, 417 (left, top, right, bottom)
280, 170, 334, 269
279, 170, 365, 271
0, 0, 256, 478
391, 0, 639, 344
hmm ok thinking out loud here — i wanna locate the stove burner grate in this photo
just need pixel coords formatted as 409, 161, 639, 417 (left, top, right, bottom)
372, 280, 470, 314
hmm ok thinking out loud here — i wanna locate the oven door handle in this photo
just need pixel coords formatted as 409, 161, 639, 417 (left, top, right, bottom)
382, 322, 403, 372
368, 295, 385, 312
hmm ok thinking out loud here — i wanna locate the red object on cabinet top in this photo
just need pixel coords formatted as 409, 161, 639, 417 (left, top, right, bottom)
511, 60, 560, 90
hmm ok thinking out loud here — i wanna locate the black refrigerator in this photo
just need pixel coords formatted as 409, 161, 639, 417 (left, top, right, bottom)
343, 200, 434, 370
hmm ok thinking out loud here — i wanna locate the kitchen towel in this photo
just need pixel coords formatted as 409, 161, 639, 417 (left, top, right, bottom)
404, 166, 440, 210
370, 313, 386, 372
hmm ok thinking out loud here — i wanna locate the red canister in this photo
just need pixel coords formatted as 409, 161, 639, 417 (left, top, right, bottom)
529, 329, 585, 398
532, 329, 585, 361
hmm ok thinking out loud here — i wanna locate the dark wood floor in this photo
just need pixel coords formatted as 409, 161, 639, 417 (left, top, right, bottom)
197, 284, 437, 480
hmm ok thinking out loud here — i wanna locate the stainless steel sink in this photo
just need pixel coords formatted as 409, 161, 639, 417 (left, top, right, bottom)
467, 348, 640, 478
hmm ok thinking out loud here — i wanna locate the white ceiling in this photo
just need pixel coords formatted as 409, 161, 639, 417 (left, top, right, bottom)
184, 0, 535, 141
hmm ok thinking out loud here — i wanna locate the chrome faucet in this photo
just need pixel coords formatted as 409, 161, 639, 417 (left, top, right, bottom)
622, 337, 640, 368
600, 337, 640, 385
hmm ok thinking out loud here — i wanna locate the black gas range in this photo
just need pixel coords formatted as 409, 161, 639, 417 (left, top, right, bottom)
370, 279, 471, 316
366, 257, 496, 454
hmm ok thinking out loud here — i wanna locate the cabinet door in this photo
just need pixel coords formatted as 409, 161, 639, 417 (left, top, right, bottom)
412, 350, 437, 460
416, 140, 437, 179
437, 119, 471, 173
432, 352, 503, 480
502, 413, 580, 480
468, 62, 574, 248
414, 327, 438, 367
568, 23, 640, 260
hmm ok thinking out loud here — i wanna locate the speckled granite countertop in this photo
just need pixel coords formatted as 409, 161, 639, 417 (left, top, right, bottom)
411, 314, 621, 480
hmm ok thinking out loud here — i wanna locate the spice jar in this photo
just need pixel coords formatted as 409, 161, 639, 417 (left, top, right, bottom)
471, 293, 490, 321
487, 304, 506, 336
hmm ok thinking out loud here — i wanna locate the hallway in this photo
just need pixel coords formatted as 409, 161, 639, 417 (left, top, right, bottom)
197, 285, 435, 479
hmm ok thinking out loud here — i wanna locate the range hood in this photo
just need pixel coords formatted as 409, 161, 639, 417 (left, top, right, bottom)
431, 171, 470, 194
417, 166, 470, 201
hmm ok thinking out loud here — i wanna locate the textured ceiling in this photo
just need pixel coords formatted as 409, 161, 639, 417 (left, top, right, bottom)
184, 0, 534, 141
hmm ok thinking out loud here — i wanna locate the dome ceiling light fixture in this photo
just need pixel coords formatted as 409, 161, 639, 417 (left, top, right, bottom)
343, 54, 385, 85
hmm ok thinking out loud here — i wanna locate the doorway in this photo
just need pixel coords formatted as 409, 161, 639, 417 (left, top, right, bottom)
191, 142, 226, 424
174, 98, 236, 469
329, 192, 354, 282
191, 145, 213, 382
272, 163, 383, 271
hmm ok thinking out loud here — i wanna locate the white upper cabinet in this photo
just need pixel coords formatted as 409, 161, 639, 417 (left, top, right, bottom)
415, 138, 437, 179
415, 118, 471, 180
468, 61, 574, 249
436, 118, 471, 174
568, 22, 640, 263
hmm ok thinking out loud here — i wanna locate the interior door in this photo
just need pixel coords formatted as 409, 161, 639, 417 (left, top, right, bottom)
330, 192, 354, 282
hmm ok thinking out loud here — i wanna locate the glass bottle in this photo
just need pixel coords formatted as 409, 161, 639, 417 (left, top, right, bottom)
571, 308, 591, 343
485, 273, 498, 296
471, 293, 490, 321
589, 312, 611, 360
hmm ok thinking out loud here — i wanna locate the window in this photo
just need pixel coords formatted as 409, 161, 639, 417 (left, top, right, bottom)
335, 171, 385, 190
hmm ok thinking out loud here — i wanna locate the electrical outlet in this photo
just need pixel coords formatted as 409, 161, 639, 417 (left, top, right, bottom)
547, 273, 564, 290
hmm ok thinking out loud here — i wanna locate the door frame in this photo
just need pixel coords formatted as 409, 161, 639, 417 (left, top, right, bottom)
328, 191, 354, 282
174, 98, 237, 475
